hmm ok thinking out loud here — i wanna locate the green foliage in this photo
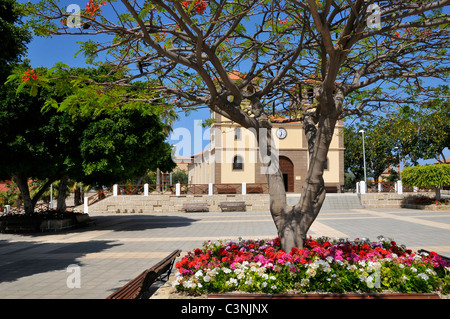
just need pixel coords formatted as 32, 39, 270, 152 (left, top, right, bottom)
0, 0, 31, 81
171, 168, 189, 184
402, 165, 450, 188
344, 120, 397, 183
388, 90, 450, 165
1, 62, 175, 212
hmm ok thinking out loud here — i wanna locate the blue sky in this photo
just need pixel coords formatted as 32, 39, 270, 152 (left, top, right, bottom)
22, 1, 448, 164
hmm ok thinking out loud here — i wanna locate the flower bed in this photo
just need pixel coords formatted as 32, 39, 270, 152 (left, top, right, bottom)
410, 196, 449, 206
174, 236, 450, 296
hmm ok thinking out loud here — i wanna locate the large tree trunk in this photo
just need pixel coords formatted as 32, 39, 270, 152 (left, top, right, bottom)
13, 174, 35, 215
258, 102, 338, 252
13, 174, 54, 215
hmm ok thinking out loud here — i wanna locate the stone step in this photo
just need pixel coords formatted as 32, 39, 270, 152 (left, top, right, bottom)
286, 193, 364, 210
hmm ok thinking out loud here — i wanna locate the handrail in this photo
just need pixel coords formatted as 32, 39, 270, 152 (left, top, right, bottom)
87, 186, 113, 206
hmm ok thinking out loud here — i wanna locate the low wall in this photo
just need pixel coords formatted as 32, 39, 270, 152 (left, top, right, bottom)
359, 192, 436, 209
87, 194, 270, 213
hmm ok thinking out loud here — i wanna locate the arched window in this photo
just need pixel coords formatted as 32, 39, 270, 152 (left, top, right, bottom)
233, 155, 243, 170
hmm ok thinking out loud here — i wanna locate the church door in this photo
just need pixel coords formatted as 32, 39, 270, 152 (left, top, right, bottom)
279, 156, 294, 192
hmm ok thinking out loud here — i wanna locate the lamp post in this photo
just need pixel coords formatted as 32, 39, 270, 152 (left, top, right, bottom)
359, 129, 367, 182
394, 146, 401, 180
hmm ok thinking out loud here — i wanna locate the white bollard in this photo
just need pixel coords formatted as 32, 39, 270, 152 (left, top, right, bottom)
208, 183, 213, 196
360, 181, 366, 194
242, 182, 246, 195
397, 180, 403, 194
176, 183, 181, 196
84, 197, 88, 214
144, 183, 149, 196
113, 184, 118, 197
356, 182, 360, 194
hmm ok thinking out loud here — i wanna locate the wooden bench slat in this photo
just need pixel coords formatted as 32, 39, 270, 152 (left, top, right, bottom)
106, 249, 181, 299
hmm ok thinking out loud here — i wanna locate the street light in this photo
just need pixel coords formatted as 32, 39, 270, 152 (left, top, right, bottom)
359, 129, 367, 182
394, 146, 401, 180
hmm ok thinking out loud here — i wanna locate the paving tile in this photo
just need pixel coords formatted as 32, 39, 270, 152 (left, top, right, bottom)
0, 203, 449, 298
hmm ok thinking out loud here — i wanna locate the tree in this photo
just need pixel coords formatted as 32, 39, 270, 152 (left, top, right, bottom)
344, 120, 398, 185
2, 63, 175, 213
0, 0, 31, 80
21, 0, 450, 250
389, 89, 450, 166
172, 169, 189, 184
402, 164, 450, 201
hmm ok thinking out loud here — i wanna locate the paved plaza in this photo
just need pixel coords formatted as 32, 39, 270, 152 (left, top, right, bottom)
0, 201, 449, 299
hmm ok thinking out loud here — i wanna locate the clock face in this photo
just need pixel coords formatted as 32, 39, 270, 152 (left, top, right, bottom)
277, 128, 287, 139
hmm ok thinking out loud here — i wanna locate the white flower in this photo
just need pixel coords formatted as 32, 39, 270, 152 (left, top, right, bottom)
271, 285, 277, 290
262, 274, 269, 280
399, 264, 404, 269
183, 280, 196, 289
417, 273, 429, 281
300, 278, 310, 286
400, 275, 408, 283
197, 283, 203, 288
207, 268, 218, 277
194, 270, 203, 278
326, 256, 334, 263
227, 278, 238, 286
222, 267, 232, 274
269, 275, 276, 280
262, 282, 267, 288
203, 275, 211, 282
347, 265, 357, 271
426, 268, 436, 276
306, 268, 317, 277
410, 267, 417, 273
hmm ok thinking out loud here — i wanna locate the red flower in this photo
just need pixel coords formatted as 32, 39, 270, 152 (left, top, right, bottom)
182, 0, 207, 15
362, 244, 370, 250
85, 0, 106, 18
22, 69, 38, 82
194, 248, 202, 255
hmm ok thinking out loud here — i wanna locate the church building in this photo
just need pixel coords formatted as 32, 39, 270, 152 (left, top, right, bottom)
188, 74, 345, 193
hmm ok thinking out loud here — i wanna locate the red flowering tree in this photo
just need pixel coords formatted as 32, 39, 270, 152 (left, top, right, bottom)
20, 0, 450, 251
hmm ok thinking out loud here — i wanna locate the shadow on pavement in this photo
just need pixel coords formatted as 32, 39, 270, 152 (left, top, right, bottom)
0, 239, 120, 283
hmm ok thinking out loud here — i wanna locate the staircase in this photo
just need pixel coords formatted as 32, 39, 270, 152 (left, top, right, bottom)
286, 193, 364, 210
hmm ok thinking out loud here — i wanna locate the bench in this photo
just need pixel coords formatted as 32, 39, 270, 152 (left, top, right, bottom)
219, 201, 246, 212
183, 202, 209, 212
106, 249, 182, 299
